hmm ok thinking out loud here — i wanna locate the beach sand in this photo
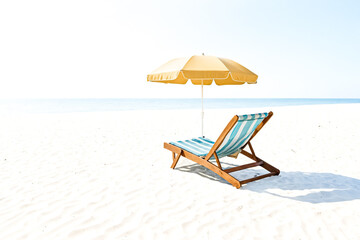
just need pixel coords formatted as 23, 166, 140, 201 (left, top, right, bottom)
0, 103, 359, 239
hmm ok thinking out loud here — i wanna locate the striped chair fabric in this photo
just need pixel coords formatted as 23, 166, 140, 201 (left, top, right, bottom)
170, 112, 268, 158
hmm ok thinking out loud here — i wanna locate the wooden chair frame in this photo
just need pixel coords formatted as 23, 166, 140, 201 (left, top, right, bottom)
164, 111, 280, 188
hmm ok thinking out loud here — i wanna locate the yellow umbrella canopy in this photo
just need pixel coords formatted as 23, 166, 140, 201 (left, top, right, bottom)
147, 55, 258, 85
147, 55, 258, 137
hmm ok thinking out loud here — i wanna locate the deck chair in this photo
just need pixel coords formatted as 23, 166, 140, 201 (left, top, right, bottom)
164, 111, 280, 188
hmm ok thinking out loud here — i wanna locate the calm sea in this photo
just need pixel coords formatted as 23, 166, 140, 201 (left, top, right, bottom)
0, 98, 359, 114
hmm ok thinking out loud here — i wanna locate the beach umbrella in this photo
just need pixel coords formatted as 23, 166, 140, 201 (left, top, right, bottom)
147, 55, 258, 137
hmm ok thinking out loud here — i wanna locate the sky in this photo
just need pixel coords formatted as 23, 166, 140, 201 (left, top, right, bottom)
0, 0, 359, 99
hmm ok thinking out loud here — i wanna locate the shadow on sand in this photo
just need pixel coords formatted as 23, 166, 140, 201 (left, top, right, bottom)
176, 163, 360, 204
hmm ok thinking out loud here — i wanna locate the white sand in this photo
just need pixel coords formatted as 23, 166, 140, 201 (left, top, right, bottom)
0, 103, 359, 239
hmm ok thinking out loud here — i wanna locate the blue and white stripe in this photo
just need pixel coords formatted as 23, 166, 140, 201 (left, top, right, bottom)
216, 112, 267, 157
170, 137, 215, 157
170, 112, 268, 158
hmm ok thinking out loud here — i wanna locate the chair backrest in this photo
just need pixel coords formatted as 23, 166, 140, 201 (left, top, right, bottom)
215, 112, 269, 158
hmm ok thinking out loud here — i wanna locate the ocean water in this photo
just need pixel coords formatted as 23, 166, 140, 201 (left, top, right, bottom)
0, 98, 359, 114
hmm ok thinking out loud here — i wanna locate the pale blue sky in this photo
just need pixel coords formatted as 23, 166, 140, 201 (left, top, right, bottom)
0, 0, 359, 98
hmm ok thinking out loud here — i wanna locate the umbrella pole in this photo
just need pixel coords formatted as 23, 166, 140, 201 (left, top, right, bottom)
201, 79, 204, 138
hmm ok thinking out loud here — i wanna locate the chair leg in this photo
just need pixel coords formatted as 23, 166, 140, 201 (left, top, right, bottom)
219, 143, 280, 186
213, 152, 223, 170
171, 151, 182, 169
197, 157, 241, 189
240, 149, 280, 175
164, 143, 242, 188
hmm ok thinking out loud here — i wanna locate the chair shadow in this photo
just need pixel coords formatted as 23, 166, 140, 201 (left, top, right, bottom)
176, 162, 360, 204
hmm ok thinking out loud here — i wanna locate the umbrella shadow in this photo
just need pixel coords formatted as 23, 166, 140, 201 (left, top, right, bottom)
175, 162, 360, 204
